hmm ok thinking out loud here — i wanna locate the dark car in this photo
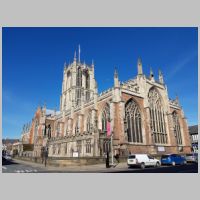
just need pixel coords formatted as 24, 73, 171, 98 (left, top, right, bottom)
161, 154, 187, 166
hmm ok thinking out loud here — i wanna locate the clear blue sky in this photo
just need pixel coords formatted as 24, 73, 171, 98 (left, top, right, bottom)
2, 27, 198, 139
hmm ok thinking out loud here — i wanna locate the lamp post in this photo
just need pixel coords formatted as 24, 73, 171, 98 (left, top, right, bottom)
110, 131, 114, 166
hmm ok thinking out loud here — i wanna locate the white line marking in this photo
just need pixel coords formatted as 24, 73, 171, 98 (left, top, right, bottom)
33, 169, 37, 172
20, 170, 25, 173
2, 166, 7, 170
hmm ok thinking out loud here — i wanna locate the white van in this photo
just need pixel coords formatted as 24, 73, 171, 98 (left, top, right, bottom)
127, 154, 161, 169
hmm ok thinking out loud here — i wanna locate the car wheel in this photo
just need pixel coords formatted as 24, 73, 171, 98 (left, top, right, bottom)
156, 162, 160, 167
140, 163, 145, 169
172, 161, 176, 166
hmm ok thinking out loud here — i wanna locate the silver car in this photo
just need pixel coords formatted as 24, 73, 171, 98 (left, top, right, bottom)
185, 153, 198, 163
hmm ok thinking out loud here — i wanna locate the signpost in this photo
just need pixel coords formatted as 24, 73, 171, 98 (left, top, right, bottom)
73, 151, 79, 158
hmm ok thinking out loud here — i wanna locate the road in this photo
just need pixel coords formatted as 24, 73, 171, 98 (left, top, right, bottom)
2, 159, 45, 173
109, 163, 198, 173
2, 159, 198, 173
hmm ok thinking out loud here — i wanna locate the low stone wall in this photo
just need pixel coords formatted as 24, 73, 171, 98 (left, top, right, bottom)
14, 148, 190, 167
15, 156, 108, 167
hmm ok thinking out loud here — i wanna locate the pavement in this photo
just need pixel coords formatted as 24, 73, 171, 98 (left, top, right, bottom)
2, 158, 198, 173
2, 158, 128, 173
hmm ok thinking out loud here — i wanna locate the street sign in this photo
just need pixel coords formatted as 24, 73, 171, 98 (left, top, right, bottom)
73, 151, 79, 157
158, 146, 165, 152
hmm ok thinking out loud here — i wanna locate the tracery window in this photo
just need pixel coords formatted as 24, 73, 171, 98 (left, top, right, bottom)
53, 145, 56, 155
86, 112, 92, 132
56, 123, 61, 137
67, 71, 71, 89
65, 122, 68, 136
85, 71, 90, 101
57, 144, 61, 155
148, 88, 167, 144
76, 67, 82, 87
172, 112, 182, 145
47, 124, 51, 139
86, 71, 90, 89
65, 143, 68, 154
75, 120, 79, 134
77, 140, 82, 154
86, 139, 91, 153
101, 104, 110, 132
125, 99, 143, 143
76, 67, 82, 106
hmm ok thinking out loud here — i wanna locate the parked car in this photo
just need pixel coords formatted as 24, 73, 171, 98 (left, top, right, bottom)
127, 154, 161, 169
161, 154, 186, 166
4, 155, 12, 160
185, 153, 198, 163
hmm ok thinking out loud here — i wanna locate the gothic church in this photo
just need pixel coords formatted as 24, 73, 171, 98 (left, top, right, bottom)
21, 48, 191, 158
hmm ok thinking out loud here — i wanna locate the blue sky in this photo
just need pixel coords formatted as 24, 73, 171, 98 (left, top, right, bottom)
2, 27, 198, 139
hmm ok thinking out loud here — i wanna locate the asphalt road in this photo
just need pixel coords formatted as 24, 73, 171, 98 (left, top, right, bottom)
2, 159, 198, 173
2, 159, 45, 173
109, 163, 198, 173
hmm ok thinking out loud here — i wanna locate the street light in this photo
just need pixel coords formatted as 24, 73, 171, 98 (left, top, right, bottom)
110, 131, 114, 166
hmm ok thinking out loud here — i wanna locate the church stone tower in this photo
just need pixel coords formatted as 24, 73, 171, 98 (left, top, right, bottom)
60, 46, 97, 112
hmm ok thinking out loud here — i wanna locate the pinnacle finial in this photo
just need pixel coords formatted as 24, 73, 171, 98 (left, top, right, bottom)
92, 59, 94, 66
175, 93, 180, 105
64, 61, 67, 69
159, 69, 162, 76
78, 44, 81, 62
114, 67, 118, 78
137, 57, 143, 75
158, 68, 164, 84
150, 67, 153, 76
74, 51, 77, 61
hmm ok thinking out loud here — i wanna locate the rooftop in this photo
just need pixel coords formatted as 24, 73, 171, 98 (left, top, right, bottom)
189, 125, 198, 135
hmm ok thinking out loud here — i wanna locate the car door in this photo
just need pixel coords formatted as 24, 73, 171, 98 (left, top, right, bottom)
147, 155, 155, 166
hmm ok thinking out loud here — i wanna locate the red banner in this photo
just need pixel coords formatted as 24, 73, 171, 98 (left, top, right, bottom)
107, 121, 111, 137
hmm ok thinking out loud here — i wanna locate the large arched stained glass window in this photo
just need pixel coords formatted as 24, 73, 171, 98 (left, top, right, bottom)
148, 88, 167, 144
125, 99, 143, 143
101, 104, 110, 132
172, 111, 182, 145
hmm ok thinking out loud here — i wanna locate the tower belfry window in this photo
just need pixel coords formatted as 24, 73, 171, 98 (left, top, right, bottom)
76, 67, 82, 106
76, 67, 82, 87
85, 71, 90, 101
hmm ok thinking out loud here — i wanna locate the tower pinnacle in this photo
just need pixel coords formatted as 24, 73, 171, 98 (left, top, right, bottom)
114, 68, 119, 87
159, 69, 164, 84
137, 57, 143, 75
74, 51, 77, 62
114, 67, 118, 78
78, 44, 81, 63
150, 67, 154, 77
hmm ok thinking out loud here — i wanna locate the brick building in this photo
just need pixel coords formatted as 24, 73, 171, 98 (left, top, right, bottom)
22, 49, 191, 158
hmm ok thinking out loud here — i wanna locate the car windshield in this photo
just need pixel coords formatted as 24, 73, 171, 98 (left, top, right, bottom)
128, 155, 136, 159
148, 155, 154, 159
161, 155, 170, 158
